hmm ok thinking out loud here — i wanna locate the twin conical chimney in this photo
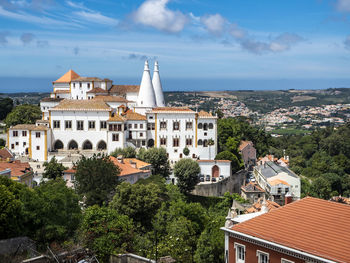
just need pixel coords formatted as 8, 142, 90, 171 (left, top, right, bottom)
137, 61, 157, 108
152, 61, 165, 107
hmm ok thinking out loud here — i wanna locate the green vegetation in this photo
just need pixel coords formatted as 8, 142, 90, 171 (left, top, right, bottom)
111, 146, 136, 158
4, 104, 41, 128
174, 158, 200, 194
43, 156, 66, 180
0, 97, 13, 120
137, 147, 171, 178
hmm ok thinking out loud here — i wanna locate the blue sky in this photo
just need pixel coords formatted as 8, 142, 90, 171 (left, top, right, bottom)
1, 0, 350, 91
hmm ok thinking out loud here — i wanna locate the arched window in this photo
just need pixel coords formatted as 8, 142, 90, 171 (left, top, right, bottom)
198, 123, 203, 129
203, 139, 208, 147
83, 140, 93, 150
68, 140, 78, 150
198, 139, 203, 146
203, 123, 208, 131
147, 139, 154, 148
209, 123, 214, 129
212, 165, 219, 178
54, 140, 64, 150
97, 140, 107, 150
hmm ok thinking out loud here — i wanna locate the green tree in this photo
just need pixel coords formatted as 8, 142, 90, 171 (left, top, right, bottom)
0, 138, 5, 147
137, 147, 171, 178
111, 146, 136, 158
75, 154, 120, 206
194, 216, 225, 263
4, 104, 41, 128
174, 158, 200, 194
183, 147, 190, 156
80, 206, 134, 263
215, 151, 241, 173
110, 182, 164, 230
43, 156, 66, 180
0, 97, 13, 120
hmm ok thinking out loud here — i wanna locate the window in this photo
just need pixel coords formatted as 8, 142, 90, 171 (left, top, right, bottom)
100, 121, 107, 129
109, 124, 122, 131
65, 120, 72, 129
11, 144, 14, 149
198, 123, 203, 129
140, 132, 143, 137
198, 139, 203, 145
15, 142, 19, 146
149, 116, 153, 119
234, 243, 245, 263
128, 124, 132, 129
112, 133, 119, 141
285, 187, 289, 193
173, 138, 179, 147
88, 121, 95, 129
53, 120, 60, 129
73, 83, 75, 88
209, 123, 214, 129
22, 131, 27, 136
203, 123, 208, 130
23, 142, 26, 146
77, 121, 84, 130
147, 123, 155, 130
173, 121, 180, 131
134, 123, 138, 129
186, 121, 193, 130
142, 140, 146, 146
79, 82, 82, 88
87, 83, 90, 88
257, 251, 269, 263
160, 121, 167, 129
13, 131, 18, 137
36, 146, 40, 150
140, 124, 144, 129
278, 187, 282, 194
160, 138, 167, 146
186, 138, 192, 146
36, 132, 41, 138
281, 259, 294, 263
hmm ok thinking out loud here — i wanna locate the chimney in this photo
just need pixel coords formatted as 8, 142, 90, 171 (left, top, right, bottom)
117, 155, 124, 163
152, 61, 165, 107
129, 160, 137, 169
285, 191, 293, 205
137, 61, 157, 108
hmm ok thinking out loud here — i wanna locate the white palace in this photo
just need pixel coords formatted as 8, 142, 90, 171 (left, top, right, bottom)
7, 61, 218, 164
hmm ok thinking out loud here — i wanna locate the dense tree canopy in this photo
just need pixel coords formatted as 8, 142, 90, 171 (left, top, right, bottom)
74, 154, 120, 206
173, 158, 200, 194
215, 150, 242, 173
0, 97, 13, 120
43, 156, 66, 180
137, 147, 171, 178
111, 146, 136, 158
4, 104, 41, 128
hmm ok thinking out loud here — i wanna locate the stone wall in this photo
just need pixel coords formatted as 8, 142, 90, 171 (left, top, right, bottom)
191, 170, 247, 197
110, 254, 155, 263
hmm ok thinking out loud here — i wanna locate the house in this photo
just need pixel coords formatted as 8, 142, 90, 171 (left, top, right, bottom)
245, 197, 280, 213
0, 147, 14, 162
197, 159, 232, 179
222, 197, 350, 263
0, 160, 34, 187
253, 161, 300, 204
240, 182, 266, 203
239, 141, 256, 169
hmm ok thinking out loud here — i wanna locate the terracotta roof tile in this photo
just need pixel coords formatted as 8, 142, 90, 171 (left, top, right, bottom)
11, 124, 49, 131
51, 99, 111, 111
232, 197, 350, 262
268, 178, 290, 186
74, 77, 102, 82
53, 90, 70, 94
123, 158, 151, 169
110, 156, 147, 176
108, 115, 125, 122
53, 69, 80, 83
41, 98, 64, 102
239, 140, 253, 151
0, 161, 32, 177
246, 197, 280, 213
151, 107, 194, 113
122, 110, 146, 121
198, 110, 214, 117
0, 148, 13, 159
94, 95, 129, 103
241, 182, 265, 193
109, 85, 140, 94
87, 87, 108, 94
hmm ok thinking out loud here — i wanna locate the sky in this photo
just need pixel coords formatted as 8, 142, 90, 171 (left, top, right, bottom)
1, 0, 350, 92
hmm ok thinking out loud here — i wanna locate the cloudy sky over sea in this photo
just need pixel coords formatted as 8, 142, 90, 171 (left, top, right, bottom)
1, 0, 350, 91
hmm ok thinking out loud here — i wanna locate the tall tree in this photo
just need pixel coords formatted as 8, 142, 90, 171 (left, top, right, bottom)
43, 156, 66, 180
111, 146, 136, 158
174, 158, 200, 194
137, 147, 171, 178
4, 104, 41, 128
215, 151, 242, 173
0, 97, 13, 120
74, 154, 120, 206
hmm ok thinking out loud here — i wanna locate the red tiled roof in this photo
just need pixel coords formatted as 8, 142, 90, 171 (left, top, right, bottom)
87, 87, 108, 94
239, 140, 253, 151
53, 69, 80, 83
0, 148, 13, 159
241, 182, 265, 193
122, 110, 146, 121
152, 107, 194, 112
109, 85, 140, 94
197, 159, 231, 163
246, 197, 280, 213
94, 95, 129, 103
109, 156, 148, 176
231, 197, 350, 262
0, 161, 31, 177
123, 158, 151, 169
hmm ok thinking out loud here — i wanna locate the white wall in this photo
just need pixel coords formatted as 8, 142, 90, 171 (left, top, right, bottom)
198, 161, 231, 178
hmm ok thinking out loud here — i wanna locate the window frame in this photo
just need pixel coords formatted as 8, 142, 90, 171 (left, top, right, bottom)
173, 138, 179, 147
281, 259, 294, 263
173, 121, 180, 131
65, 120, 72, 129
257, 250, 269, 263
100, 121, 107, 130
35, 132, 41, 138
234, 242, 246, 263
77, 120, 84, 131
88, 121, 96, 130
112, 133, 119, 141
53, 120, 60, 129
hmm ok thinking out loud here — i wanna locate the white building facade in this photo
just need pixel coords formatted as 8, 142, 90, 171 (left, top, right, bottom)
8, 61, 218, 164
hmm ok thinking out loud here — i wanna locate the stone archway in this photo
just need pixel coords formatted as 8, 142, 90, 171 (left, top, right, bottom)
82, 140, 93, 150
97, 140, 107, 150
212, 165, 219, 178
68, 140, 78, 150
54, 140, 64, 150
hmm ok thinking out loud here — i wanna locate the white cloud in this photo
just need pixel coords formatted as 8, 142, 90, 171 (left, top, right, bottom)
336, 0, 350, 12
229, 23, 246, 39
200, 13, 226, 36
344, 35, 350, 49
132, 0, 188, 33
73, 10, 119, 26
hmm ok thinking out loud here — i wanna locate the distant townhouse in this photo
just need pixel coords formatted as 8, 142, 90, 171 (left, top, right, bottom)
240, 182, 266, 203
239, 141, 256, 169
0, 160, 34, 187
222, 197, 350, 263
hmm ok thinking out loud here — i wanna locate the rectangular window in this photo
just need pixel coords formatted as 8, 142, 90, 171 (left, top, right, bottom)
23, 142, 26, 146
235, 243, 245, 263
147, 123, 155, 130
186, 121, 193, 130
53, 120, 60, 129
15, 142, 19, 146
11, 144, 14, 149
281, 259, 294, 263
100, 121, 107, 129
112, 133, 119, 141
87, 83, 90, 88
140, 124, 144, 129
134, 123, 138, 129
173, 138, 179, 147
79, 82, 82, 88
77, 121, 84, 130
22, 131, 27, 136
278, 187, 282, 194
160, 138, 167, 146
13, 131, 18, 137
73, 83, 75, 88
36, 132, 41, 138
36, 146, 40, 150
257, 251, 269, 263
65, 120, 72, 129
140, 132, 143, 137
173, 121, 180, 131
186, 138, 192, 146
160, 121, 167, 129
88, 121, 95, 129
128, 124, 132, 129
142, 140, 146, 146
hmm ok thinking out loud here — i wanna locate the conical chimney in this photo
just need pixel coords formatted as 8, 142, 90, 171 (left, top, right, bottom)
137, 61, 157, 108
152, 61, 165, 107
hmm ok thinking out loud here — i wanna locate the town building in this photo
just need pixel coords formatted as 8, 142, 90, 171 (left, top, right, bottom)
0, 160, 34, 187
7, 61, 217, 164
222, 197, 350, 263
253, 161, 300, 204
0, 147, 14, 162
240, 182, 266, 203
239, 141, 256, 169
